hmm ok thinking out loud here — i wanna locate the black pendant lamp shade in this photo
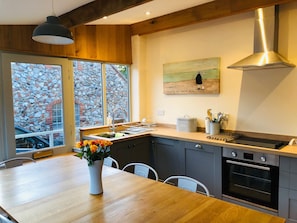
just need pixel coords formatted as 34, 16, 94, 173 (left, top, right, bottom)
32, 16, 74, 45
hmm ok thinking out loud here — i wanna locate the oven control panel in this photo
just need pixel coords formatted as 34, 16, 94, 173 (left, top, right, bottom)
223, 147, 279, 166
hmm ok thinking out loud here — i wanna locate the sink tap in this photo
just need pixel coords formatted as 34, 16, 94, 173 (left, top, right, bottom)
110, 116, 116, 134
109, 107, 124, 133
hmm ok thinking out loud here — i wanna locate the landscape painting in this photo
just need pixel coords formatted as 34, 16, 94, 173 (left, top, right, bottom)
163, 57, 220, 95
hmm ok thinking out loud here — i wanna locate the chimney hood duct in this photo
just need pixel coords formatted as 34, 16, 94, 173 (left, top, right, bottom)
228, 6, 295, 70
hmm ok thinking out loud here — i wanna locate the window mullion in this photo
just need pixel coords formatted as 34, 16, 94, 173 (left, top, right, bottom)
102, 64, 108, 124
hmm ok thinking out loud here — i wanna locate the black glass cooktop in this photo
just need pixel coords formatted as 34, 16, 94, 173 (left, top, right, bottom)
226, 136, 287, 149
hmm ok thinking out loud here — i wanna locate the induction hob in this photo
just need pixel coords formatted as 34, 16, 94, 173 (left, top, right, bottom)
226, 136, 287, 149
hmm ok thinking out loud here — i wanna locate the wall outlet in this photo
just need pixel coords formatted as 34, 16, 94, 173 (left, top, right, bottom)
223, 113, 229, 121
157, 110, 165, 116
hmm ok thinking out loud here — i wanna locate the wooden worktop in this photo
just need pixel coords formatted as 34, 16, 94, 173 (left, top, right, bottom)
151, 126, 297, 158
0, 155, 285, 223
81, 124, 297, 158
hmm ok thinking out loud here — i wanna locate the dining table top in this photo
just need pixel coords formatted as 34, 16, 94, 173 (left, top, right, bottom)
0, 153, 286, 223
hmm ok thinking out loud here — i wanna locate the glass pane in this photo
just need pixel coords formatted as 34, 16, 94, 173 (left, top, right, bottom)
52, 103, 63, 129
73, 61, 103, 141
11, 62, 64, 153
106, 64, 129, 123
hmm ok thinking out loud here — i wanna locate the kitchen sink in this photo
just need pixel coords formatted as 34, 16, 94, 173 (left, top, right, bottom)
86, 125, 154, 140
94, 132, 127, 139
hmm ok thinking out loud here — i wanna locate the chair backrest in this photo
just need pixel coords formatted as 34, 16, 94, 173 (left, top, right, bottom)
103, 157, 119, 169
163, 175, 210, 196
0, 205, 17, 223
122, 162, 159, 181
0, 157, 36, 169
0, 213, 15, 223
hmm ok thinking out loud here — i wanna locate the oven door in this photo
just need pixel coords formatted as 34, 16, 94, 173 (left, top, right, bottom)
222, 158, 279, 210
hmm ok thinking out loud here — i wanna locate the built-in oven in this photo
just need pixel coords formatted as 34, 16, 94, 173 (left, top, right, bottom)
222, 147, 279, 211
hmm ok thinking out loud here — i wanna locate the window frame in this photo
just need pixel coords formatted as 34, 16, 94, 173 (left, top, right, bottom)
72, 59, 131, 135
0, 53, 131, 161
0, 52, 75, 160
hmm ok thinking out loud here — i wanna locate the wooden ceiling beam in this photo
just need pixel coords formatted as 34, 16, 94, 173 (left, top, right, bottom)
131, 0, 296, 35
59, 0, 152, 28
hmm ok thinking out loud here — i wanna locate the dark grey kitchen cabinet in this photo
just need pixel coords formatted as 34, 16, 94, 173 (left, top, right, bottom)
110, 136, 151, 169
151, 137, 184, 181
279, 156, 297, 223
182, 141, 222, 198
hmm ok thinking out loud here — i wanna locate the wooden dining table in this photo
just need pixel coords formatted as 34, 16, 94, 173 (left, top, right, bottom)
0, 154, 285, 223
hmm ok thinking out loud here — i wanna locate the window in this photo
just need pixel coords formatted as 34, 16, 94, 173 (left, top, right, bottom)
106, 64, 130, 123
73, 60, 103, 128
73, 60, 130, 141
74, 103, 80, 127
52, 103, 63, 130
1, 53, 72, 159
0, 53, 130, 160
11, 63, 64, 150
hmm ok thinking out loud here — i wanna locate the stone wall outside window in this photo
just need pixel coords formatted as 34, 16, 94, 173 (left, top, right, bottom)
12, 62, 128, 134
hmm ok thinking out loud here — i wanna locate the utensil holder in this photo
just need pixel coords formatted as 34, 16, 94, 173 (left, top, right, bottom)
209, 122, 220, 135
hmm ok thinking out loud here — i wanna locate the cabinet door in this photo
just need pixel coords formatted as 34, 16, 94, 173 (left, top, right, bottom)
129, 136, 151, 165
111, 136, 151, 169
279, 188, 297, 223
279, 156, 297, 222
279, 156, 297, 190
183, 141, 222, 198
111, 140, 132, 168
151, 137, 184, 181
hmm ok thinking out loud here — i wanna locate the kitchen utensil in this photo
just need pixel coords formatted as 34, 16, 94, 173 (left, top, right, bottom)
207, 109, 212, 120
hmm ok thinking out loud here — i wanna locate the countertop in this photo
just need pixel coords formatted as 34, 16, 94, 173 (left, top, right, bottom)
81, 124, 297, 158
150, 126, 297, 158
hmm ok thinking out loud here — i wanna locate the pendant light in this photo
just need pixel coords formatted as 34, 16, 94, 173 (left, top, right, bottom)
32, 0, 74, 45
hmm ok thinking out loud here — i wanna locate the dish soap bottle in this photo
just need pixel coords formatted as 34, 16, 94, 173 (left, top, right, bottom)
107, 113, 113, 126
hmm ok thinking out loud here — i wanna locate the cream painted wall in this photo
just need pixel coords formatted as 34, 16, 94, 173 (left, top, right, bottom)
131, 2, 297, 137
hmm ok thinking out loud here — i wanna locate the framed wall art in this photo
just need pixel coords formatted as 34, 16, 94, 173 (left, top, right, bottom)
163, 57, 220, 95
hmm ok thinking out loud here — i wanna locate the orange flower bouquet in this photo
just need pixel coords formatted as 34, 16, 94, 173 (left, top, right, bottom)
76, 139, 113, 166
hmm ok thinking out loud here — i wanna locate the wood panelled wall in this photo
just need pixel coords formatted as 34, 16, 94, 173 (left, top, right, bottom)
0, 25, 132, 64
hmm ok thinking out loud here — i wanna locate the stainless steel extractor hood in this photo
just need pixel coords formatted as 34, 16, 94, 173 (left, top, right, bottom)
228, 6, 295, 71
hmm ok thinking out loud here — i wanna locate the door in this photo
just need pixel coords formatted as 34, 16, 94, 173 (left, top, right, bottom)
0, 53, 74, 160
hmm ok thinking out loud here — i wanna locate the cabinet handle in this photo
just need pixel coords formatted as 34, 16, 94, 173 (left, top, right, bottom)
128, 144, 136, 149
195, 144, 202, 149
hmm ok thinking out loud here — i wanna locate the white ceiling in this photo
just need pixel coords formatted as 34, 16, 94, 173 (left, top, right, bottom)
0, 0, 213, 25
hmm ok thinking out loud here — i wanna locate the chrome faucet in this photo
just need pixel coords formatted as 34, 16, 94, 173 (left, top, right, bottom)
110, 107, 124, 133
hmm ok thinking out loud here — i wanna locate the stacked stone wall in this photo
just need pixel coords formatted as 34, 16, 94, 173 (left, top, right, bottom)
12, 61, 128, 135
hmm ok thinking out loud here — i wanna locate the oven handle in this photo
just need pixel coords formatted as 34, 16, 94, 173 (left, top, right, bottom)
226, 159, 270, 171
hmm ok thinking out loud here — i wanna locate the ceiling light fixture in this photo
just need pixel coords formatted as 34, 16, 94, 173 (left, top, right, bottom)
32, 0, 73, 45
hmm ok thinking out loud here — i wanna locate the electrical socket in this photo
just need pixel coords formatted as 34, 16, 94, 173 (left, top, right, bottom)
157, 110, 165, 116
223, 113, 229, 121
